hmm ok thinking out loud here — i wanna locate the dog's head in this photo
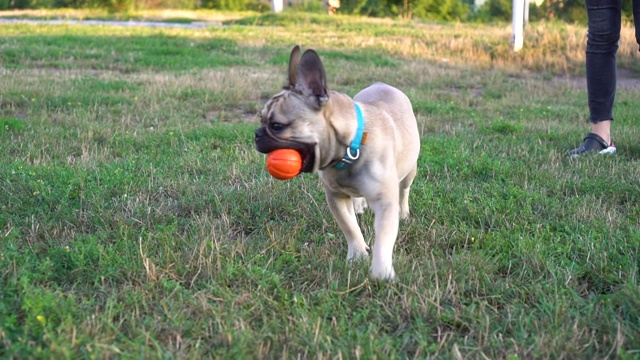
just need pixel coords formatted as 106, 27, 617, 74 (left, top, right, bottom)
254, 45, 330, 173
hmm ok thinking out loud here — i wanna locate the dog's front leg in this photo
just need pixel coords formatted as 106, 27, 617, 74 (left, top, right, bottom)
369, 196, 400, 281
325, 193, 370, 260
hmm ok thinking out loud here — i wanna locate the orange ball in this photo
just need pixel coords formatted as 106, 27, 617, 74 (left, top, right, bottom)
266, 149, 302, 180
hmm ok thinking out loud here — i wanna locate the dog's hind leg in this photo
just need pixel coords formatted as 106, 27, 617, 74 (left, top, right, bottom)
352, 197, 368, 214
399, 165, 417, 220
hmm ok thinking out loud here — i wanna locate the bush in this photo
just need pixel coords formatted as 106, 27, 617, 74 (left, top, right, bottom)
469, 0, 511, 22
6, 0, 32, 9
411, 0, 469, 21
201, 0, 252, 11
339, 0, 397, 17
340, 0, 469, 20
471, 0, 632, 24
543, 0, 586, 23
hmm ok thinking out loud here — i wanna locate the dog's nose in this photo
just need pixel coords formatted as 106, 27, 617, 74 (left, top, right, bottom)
254, 127, 265, 141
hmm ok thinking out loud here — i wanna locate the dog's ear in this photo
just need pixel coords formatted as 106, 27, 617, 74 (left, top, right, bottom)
295, 49, 329, 108
287, 45, 302, 89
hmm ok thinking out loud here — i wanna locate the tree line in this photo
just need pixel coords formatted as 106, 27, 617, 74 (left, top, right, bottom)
0, 0, 637, 24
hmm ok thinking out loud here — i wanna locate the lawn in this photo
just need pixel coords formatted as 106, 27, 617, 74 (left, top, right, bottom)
1, 10, 639, 359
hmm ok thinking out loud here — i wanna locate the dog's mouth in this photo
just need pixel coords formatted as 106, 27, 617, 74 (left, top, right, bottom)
265, 143, 315, 173
255, 128, 316, 173
298, 146, 316, 173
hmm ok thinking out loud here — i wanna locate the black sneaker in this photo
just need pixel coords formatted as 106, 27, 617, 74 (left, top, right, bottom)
567, 133, 616, 158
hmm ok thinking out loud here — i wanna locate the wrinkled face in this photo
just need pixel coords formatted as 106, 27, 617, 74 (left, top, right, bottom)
254, 90, 320, 173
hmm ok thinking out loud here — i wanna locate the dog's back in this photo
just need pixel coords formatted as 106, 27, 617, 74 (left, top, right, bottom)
354, 82, 420, 177
355, 82, 416, 126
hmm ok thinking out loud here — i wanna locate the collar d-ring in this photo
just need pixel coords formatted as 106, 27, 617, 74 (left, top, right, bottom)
334, 103, 365, 170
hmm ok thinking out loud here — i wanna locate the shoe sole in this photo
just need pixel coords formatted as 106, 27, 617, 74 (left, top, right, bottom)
598, 147, 617, 155
568, 147, 616, 158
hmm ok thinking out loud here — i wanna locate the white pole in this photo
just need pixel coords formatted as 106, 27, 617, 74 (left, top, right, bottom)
271, 0, 283, 13
512, 0, 524, 52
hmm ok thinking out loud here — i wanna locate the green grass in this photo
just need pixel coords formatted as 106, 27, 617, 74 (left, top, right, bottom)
1, 10, 640, 359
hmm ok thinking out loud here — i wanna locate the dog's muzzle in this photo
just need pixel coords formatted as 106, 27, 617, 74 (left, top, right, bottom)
254, 127, 316, 173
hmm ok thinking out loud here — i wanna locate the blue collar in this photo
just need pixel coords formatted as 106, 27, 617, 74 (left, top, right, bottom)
334, 103, 365, 170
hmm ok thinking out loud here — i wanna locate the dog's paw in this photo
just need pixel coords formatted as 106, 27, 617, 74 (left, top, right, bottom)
370, 263, 396, 281
399, 208, 410, 220
352, 197, 368, 214
347, 243, 370, 260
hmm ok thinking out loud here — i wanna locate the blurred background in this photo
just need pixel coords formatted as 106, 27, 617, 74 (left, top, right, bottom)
1, 0, 638, 25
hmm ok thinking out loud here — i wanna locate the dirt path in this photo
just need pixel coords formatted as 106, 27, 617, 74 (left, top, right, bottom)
0, 18, 222, 28
557, 68, 640, 91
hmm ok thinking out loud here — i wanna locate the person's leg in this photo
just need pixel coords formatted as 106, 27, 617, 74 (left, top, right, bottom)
569, 0, 621, 156
591, 120, 611, 145
585, 0, 621, 144
634, 0, 640, 50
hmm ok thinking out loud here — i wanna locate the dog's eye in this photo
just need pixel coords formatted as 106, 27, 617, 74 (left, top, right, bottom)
270, 122, 285, 131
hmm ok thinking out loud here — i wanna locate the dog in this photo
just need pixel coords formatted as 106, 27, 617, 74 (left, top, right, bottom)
254, 46, 420, 280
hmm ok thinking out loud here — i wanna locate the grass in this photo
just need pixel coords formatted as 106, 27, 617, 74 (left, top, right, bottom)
1, 9, 640, 359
